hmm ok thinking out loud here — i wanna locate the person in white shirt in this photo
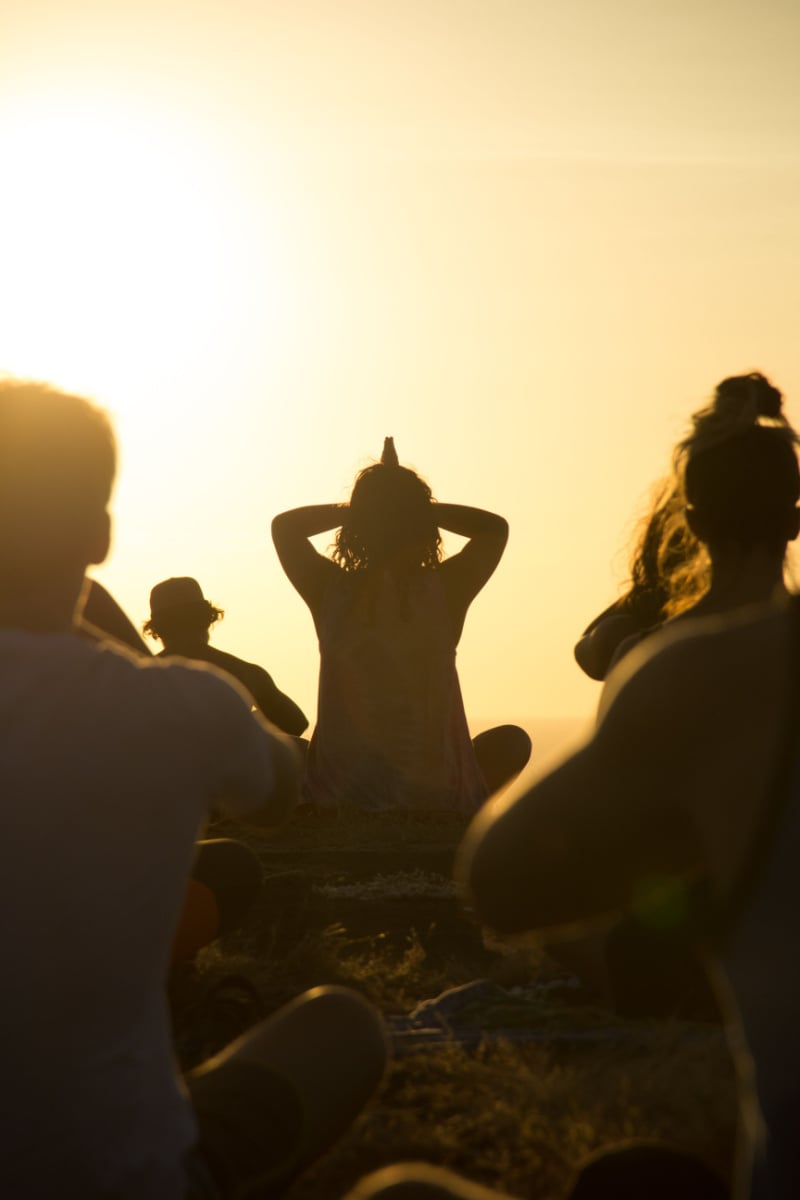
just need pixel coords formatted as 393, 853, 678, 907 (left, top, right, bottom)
0, 379, 386, 1199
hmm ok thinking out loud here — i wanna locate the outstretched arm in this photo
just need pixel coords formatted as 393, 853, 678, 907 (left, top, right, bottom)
435, 503, 509, 642
271, 505, 345, 617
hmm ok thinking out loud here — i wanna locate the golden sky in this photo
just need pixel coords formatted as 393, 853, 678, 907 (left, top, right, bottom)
2, 0, 800, 725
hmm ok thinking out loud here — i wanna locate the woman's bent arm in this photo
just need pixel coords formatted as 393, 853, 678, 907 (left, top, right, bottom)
435, 503, 509, 641
271, 505, 345, 614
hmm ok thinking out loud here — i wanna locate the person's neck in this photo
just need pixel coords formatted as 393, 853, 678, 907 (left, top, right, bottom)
690, 545, 788, 617
161, 633, 210, 656
0, 571, 86, 633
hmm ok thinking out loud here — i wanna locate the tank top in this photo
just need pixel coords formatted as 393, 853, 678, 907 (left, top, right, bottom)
303, 568, 488, 812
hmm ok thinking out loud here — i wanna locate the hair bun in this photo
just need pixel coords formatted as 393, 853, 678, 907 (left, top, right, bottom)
715, 372, 783, 423
381, 437, 399, 467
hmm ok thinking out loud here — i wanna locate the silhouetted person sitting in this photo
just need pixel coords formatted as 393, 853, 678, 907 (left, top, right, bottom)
144, 575, 308, 736
0, 379, 386, 1199
575, 372, 799, 682
74, 579, 267, 965
272, 438, 531, 812
570, 373, 800, 1018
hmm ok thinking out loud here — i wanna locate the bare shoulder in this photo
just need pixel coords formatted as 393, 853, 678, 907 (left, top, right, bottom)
460, 599, 796, 935
601, 600, 791, 739
598, 599, 795, 898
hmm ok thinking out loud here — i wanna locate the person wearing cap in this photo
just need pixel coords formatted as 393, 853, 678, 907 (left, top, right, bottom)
272, 438, 531, 812
0, 380, 387, 1199
144, 576, 308, 737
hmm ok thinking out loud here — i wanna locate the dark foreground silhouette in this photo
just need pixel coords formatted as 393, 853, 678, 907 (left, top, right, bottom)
0, 380, 386, 1198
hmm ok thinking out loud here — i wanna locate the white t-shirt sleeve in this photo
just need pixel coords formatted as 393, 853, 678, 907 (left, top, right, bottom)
176, 664, 282, 820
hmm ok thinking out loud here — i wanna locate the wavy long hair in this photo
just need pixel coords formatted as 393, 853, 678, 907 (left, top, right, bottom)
619, 478, 703, 626
644, 371, 800, 616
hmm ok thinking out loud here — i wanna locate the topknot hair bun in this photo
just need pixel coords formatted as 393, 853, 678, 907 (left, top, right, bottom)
381, 436, 399, 467
714, 372, 783, 423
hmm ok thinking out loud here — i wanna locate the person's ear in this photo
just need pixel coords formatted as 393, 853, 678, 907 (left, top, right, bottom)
87, 510, 111, 565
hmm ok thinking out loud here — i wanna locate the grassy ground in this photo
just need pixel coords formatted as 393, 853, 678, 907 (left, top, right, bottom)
171, 810, 739, 1199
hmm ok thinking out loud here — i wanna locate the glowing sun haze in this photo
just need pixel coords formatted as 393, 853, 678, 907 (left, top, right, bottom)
2, 0, 800, 735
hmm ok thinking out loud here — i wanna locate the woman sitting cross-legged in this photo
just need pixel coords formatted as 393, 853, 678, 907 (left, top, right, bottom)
271, 439, 531, 813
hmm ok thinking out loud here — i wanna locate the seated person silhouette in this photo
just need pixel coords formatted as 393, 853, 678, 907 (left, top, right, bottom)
571, 374, 800, 1017
272, 438, 531, 812
73, 578, 269, 967
144, 575, 308, 736
575, 372, 798, 682
0, 379, 386, 1199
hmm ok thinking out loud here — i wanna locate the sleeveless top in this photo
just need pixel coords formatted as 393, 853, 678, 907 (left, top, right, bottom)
303, 568, 489, 812
716, 597, 800, 1199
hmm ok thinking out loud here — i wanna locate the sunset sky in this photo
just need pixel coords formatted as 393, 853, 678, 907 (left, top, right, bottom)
2, 0, 800, 731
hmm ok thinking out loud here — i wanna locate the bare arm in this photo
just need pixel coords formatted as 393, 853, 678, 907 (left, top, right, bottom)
435, 503, 509, 642
271, 505, 344, 617
458, 604, 791, 937
251, 669, 309, 736
575, 615, 654, 681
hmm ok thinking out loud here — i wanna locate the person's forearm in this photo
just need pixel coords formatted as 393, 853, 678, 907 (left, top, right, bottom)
272, 505, 347, 543
433, 503, 508, 540
267, 690, 309, 737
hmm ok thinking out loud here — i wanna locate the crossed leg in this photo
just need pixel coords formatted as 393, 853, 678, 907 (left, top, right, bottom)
472, 725, 532, 797
186, 985, 389, 1198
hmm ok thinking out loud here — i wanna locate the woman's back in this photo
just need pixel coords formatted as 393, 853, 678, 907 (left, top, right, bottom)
272, 439, 529, 811
305, 568, 488, 812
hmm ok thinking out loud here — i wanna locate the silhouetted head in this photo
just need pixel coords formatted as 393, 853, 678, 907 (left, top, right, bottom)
333, 438, 442, 571
143, 576, 224, 645
570, 1141, 727, 1199
676, 372, 800, 554
0, 379, 115, 583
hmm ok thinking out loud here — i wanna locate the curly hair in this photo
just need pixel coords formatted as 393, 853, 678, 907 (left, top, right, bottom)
619, 478, 705, 625
332, 439, 442, 572
143, 601, 224, 643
